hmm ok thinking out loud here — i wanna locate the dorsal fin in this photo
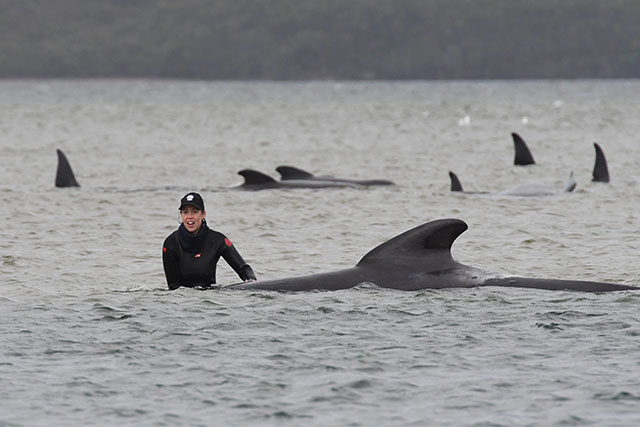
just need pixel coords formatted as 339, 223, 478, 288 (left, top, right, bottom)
276, 165, 315, 180
55, 149, 80, 187
357, 219, 467, 267
563, 171, 577, 192
448, 171, 464, 192
238, 169, 278, 185
512, 132, 535, 165
592, 143, 610, 183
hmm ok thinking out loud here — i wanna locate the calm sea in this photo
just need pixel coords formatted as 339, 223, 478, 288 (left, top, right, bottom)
1, 80, 640, 426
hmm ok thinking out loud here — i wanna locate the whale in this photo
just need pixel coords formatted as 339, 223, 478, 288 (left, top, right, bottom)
513, 136, 610, 184
52, 154, 358, 192
227, 219, 636, 292
52, 149, 212, 193
236, 169, 363, 190
276, 165, 395, 186
55, 149, 80, 187
448, 171, 489, 195
513, 132, 536, 166
448, 171, 576, 196
592, 143, 610, 183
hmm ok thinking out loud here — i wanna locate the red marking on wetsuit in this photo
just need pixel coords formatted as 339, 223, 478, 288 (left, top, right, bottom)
163, 247, 167, 253
225, 238, 232, 247
194, 253, 201, 258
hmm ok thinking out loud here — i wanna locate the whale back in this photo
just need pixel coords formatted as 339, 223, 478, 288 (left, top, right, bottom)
512, 132, 535, 165
276, 166, 315, 180
238, 169, 278, 186
55, 149, 80, 187
592, 143, 610, 183
357, 218, 467, 270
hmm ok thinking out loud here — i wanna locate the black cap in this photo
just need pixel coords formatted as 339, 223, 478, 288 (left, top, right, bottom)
179, 192, 205, 211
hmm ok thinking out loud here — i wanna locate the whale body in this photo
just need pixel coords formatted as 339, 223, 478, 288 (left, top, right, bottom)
276, 165, 395, 186
236, 169, 362, 190
228, 219, 636, 292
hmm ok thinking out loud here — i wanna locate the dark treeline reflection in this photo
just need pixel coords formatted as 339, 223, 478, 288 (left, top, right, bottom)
1, 0, 639, 79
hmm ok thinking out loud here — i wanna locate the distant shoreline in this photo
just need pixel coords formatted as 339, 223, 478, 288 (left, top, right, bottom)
2, 0, 639, 80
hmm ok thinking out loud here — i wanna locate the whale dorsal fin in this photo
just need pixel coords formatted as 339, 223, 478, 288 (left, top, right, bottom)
512, 132, 535, 165
448, 171, 464, 192
563, 171, 577, 192
276, 166, 315, 180
55, 149, 80, 187
238, 169, 278, 185
357, 219, 467, 268
592, 143, 610, 183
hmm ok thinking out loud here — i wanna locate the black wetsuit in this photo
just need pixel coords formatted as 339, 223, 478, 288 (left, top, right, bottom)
162, 222, 256, 290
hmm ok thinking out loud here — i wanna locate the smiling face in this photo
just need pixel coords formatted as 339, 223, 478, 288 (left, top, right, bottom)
180, 205, 206, 234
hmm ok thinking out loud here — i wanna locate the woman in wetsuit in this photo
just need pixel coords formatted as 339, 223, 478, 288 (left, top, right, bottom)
162, 192, 256, 290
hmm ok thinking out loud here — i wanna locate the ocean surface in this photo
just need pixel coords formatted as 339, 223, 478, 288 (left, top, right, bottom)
1, 79, 640, 426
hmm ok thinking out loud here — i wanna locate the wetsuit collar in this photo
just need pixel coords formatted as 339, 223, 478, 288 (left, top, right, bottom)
178, 219, 209, 254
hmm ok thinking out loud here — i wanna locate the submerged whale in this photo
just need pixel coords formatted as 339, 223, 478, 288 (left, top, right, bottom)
228, 219, 636, 292
55, 149, 80, 187
236, 169, 362, 190
592, 143, 610, 183
448, 171, 576, 196
276, 165, 395, 186
512, 132, 536, 166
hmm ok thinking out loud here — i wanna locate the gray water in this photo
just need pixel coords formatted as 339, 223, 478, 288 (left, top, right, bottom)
1, 80, 640, 426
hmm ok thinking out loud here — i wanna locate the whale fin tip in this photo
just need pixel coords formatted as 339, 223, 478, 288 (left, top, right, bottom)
276, 165, 315, 180
238, 169, 278, 185
512, 132, 536, 165
448, 171, 464, 192
592, 143, 610, 183
55, 149, 80, 187
357, 218, 468, 267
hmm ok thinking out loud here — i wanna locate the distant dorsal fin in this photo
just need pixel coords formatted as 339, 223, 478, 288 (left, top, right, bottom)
448, 171, 464, 192
357, 219, 467, 267
563, 171, 577, 193
276, 166, 315, 180
512, 132, 535, 165
238, 169, 278, 185
55, 149, 80, 187
592, 143, 610, 183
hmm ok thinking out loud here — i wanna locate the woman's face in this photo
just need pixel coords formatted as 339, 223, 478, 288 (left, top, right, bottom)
181, 205, 206, 234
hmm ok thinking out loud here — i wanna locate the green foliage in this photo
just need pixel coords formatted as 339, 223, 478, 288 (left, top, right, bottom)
0, 0, 639, 79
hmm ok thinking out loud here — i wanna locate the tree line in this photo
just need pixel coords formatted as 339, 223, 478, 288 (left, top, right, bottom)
1, 0, 639, 79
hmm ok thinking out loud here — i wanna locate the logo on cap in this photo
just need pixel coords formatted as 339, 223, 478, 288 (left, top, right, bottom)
187, 194, 194, 201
